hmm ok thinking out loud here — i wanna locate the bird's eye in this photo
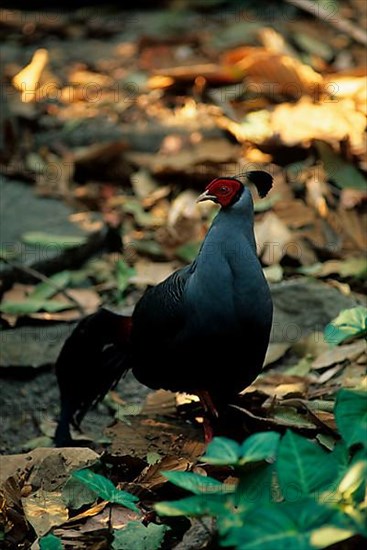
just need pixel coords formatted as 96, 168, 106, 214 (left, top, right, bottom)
219, 186, 229, 193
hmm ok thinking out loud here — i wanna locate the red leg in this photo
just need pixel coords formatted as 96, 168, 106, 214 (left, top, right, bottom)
198, 390, 219, 418
197, 390, 218, 443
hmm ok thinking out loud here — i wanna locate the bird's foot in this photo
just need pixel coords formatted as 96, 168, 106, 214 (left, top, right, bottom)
203, 417, 214, 444
198, 390, 219, 419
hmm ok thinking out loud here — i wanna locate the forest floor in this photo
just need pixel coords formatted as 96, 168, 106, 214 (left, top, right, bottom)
0, 2, 366, 548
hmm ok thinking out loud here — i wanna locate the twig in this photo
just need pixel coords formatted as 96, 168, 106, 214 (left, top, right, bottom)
0, 257, 85, 316
284, 0, 367, 46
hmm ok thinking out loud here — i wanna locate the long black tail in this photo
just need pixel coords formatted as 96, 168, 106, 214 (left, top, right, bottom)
55, 308, 132, 446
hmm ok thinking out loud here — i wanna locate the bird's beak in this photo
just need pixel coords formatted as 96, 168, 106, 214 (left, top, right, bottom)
196, 190, 217, 203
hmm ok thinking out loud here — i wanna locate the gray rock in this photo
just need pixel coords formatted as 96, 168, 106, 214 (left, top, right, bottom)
0, 177, 88, 271
0, 323, 76, 368
271, 278, 361, 343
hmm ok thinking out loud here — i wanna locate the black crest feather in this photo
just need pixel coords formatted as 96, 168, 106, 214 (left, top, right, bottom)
243, 171, 273, 198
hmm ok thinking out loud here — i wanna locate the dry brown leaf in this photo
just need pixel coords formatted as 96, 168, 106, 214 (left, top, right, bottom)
107, 414, 202, 461
66, 501, 108, 524
309, 410, 336, 431
263, 343, 291, 367
12, 49, 48, 102
272, 383, 307, 398
22, 490, 68, 536
324, 74, 367, 114
243, 373, 310, 397
273, 199, 316, 229
305, 176, 329, 218
255, 211, 293, 265
141, 389, 177, 416
68, 69, 113, 88
258, 27, 296, 56
312, 340, 366, 370
338, 364, 367, 388
340, 188, 367, 209
153, 63, 241, 85
317, 364, 345, 384
35, 153, 74, 197
157, 190, 208, 254
130, 260, 176, 287
73, 141, 127, 165
336, 208, 367, 252
67, 504, 141, 535
126, 138, 240, 174
222, 47, 323, 97
271, 98, 366, 151
136, 456, 192, 491
293, 332, 330, 360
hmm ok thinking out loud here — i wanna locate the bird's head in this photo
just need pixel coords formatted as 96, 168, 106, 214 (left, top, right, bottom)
197, 171, 273, 208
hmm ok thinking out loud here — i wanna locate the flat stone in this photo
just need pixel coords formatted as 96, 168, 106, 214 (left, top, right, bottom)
0, 323, 76, 368
271, 279, 361, 344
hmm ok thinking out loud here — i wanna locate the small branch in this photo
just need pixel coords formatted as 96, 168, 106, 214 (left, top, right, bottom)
0, 257, 85, 316
284, 0, 367, 46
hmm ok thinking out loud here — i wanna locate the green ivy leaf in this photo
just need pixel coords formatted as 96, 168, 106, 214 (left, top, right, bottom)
316, 141, 367, 191
21, 231, 86, 248
224, 499, 352, 550
338, 460, 367, 499
29, 271, 71, 300
201, 437, 241, 465
162, 471, 227, 495
0, 299, 74, 315
324, 307, 367, 345
116, 259, 135, 294
277, 431, 339, 499
72, 469, 139, 512
39, 534, 63, 550
113, 521, 169, 550
335, 389, 367, 449
239, 432, 280, 465
155, 493, 230, 517
235, 463, 274, 508
175, 241, 202, 263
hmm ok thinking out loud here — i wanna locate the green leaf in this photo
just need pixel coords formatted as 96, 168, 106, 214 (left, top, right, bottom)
277, 431, 339, 498
162, 471, 228, 495
146, 452, 161, 466
116, 259, 135, 294
155, 493, 230, 517
39, 534, 63, 550
335, 389, 367, 449
0, 299, 74, 315
254, 192, 281, 213
29, 271, 71, 300
224, 499, 348, 550
239, 432, 280, 465
338, 460, 367, 499
235, 463, 274, 508
201, 437, 241, 465
72, 469, 139, 512
316, 141, 367, 190
131, 239, 164, 259
324, 306, 367, 345
175, 241, 202, 263
113, 521, 169, 550
310, 526, 356, 549
122, 199, 156, 226
21, 231, 86, 248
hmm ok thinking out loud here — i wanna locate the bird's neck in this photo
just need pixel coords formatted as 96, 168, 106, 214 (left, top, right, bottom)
197, 207, 257, 265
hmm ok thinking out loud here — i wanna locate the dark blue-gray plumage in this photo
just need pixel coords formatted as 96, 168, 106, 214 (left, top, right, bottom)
55, 172, 273, 445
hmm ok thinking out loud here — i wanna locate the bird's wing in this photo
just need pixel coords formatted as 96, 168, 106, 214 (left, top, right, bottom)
55, 308, 131, 445
132, 265, 192, 347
